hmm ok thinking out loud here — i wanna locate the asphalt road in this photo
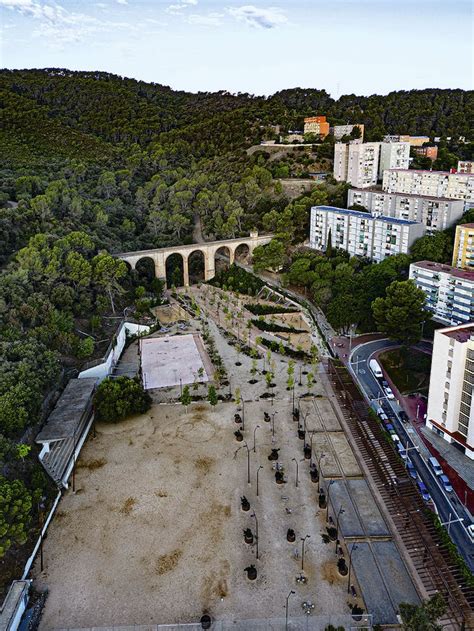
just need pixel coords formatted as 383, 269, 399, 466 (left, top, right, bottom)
349, 338, 474, 573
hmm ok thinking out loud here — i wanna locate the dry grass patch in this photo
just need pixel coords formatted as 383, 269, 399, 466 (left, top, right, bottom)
78, 458, 107, 471
156, 549, 183, 575
119, 497, 137, 515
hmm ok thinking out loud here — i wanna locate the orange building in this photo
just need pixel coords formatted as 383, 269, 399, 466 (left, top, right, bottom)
414, 146, 438, 161
303, 115, 330, 138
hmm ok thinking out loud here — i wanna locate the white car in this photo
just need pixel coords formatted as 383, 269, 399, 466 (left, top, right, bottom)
468, 524, 474, 543
384, 386, 395, 400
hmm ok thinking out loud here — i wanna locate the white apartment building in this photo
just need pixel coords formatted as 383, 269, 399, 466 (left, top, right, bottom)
348, 189, 464, 233
452, 223, 474, 270
458, 161, 474, 174
333, 142, 380, 188
309, 205, 425, 262
426, 323, 474, 459
409, 261, 474, 325
378, 142, 410, 179
333, 124, 364, 141
382, 169, 474, 205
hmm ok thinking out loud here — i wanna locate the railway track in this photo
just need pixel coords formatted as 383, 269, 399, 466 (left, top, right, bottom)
324, 359, 474, 630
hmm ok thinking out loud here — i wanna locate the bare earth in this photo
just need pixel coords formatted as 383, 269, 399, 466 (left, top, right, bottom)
35, 399, 351, 629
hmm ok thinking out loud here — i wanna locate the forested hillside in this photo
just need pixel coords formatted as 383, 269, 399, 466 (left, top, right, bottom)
0, 68, 472, 592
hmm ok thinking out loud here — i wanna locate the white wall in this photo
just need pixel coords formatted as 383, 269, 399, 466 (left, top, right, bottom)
78, 321, 151, 382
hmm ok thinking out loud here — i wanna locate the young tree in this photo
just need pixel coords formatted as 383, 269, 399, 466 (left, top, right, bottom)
180, 385, 192, 411
307, 371, 314, 393
372, 280, 429, 347
208, 385, 218, 406
234, 387, 241, 406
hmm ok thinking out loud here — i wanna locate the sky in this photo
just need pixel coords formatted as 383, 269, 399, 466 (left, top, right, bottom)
0, 0, 472, 97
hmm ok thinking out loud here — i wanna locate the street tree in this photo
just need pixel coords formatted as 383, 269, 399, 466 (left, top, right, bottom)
399, 593, 446, 631
372, 280, 429, 347
208, 385, 218, 406
180, 385, 192, 411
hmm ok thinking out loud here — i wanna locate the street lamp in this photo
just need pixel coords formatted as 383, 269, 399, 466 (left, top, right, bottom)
301, 534, 310, 571
256, 465, 263, 497
271, 411, 278, 438
251, 511, 259, 560
253, 425, 260, 453
292, 457, 299, 488
234, 441, 251, 484
326, 479, 334, 520
335, 506, 345, 552
316, 452, 326, 490
285, 590, 295, 630
242, 399, 245, 431
347, 543, 359, 593
38, 496, 46, 572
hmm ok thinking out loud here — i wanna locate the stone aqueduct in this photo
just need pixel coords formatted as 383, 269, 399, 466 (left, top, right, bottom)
116, 231, 273, 287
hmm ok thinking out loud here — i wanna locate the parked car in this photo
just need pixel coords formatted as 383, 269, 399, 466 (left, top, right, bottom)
379, 412, 388, 422
439, 474, 453, 492
385, 423, 394, 432
399, 411, 409, 423
467, 524, 474, 543
406, 460, 418, 480
397, 442, 408, 459
428, 456, 443, 477
417, 480, 431, 502
384, 386, 395, 400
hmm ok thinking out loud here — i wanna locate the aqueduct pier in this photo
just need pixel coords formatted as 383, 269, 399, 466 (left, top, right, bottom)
116, 231, 273, 287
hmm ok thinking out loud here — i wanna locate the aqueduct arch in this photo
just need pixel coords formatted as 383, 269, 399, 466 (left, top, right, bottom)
116, 231, 273, 287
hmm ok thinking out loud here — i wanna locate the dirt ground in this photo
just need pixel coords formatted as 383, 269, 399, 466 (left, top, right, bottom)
35, 397, 352, 629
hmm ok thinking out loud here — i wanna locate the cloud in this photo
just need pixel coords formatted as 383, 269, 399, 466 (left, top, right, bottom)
166, 0, 197, 13
228, 5, 287, 29
187, 11, 223, 26
116, 0, 127, 4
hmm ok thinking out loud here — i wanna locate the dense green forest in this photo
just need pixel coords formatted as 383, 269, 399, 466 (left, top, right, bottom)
0, 68, 472, 589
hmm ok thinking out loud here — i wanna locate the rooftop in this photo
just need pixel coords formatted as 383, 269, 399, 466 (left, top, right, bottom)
441, 323, 474, 343
36, 378, 97, 443
457, 223, 474, 229
312, 205, 419, 225
350, 188, 461, 203
411, 260, 474, 281
384, 168, 472, 177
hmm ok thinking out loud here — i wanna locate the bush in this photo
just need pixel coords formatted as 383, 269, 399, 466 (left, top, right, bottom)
245, 303, 298, 316
251, 319, 303, 334
260, 337, 310, 360
75, 336, 95, 359
94, 376, 151, 423
209, 264, 263, 295
0, 476, 32, 556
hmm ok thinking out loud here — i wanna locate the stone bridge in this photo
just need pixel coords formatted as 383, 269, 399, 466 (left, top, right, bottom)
116, 231, 273, 286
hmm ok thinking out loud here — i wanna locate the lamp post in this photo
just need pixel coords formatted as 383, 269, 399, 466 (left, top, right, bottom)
285, 590, 295, 630
301, 534, 310, 571
256, 465, 263, 497
72, 425, 78, 493
234, 442, 251, 484
38, 496, 46, 572
317, 452, 326, 491
292, 383, 295, 414
292, 457, 299, 488
251, 511, 259, 560
335, 506, 345, 552
253, 425, 260, 453
326, 479, 334, 520
347, 544, 359, 593
271, 411, 278, 438
242, 399, 245, 431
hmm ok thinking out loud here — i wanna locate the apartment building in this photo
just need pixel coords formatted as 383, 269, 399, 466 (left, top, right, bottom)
414, 146, 438, 161
333, 142, 381, 188
384, 135, 430, 146
382, 169, 474, 204
409, 261, 474, 325
309, 205, 425, 262
348, 189, 464, 233
458, 161, 474, 174
426, 323, 474, 459
333, 124, 364, 141
303, 116, 330, 138
378, 142, 411, 178
452, 223, 474, 269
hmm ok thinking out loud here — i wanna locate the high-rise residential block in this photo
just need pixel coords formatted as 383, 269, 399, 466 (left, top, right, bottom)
409, 261, 474, 325
382, 169, 474, 204
452, 223, 474, 269
303, 116, 330, 138
309, 205, 425, 262
348, 189, 464, 233
333, 142, 381, 188
378, 142, 411, 178
426, 323, 474, 459
333, 124, 364, 141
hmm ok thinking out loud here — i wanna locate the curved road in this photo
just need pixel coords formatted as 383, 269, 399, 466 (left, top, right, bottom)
349, 338, 474, 573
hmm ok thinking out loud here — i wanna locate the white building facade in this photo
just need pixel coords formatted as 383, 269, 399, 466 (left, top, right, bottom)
333, 142, 381, 188
309, 205, 425, 262
348, 189, 464, 233
409, 261, 474, 325
378, 142, 410, 179
426, 323, 474, 460
333, 124, 364, 141
382, 169, 474, 205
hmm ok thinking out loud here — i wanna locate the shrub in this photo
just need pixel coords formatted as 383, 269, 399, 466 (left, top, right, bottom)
251, 319, 303, 334
94, 376, 151, 423
245, 303, 298, 316
75, 336, 95, 359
